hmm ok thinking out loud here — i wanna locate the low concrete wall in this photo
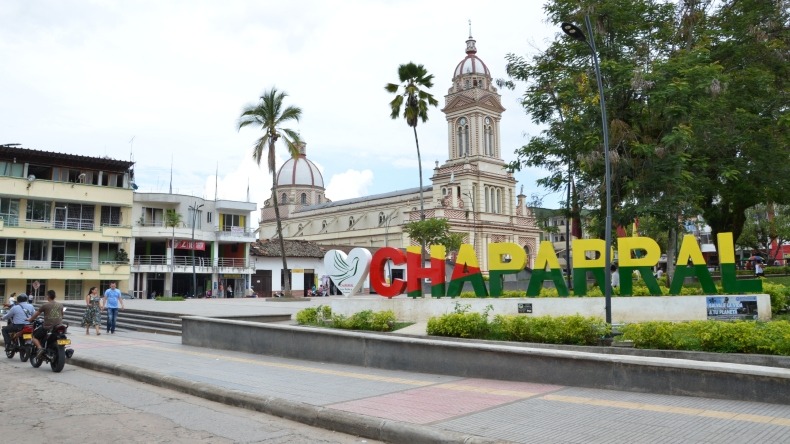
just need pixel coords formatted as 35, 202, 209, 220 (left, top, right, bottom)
182, 316, 790, 405
330, 295, 772, 323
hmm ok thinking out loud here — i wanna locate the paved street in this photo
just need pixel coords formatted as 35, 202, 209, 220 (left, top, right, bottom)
7, 298, 790, 443
1, 353, 379, 443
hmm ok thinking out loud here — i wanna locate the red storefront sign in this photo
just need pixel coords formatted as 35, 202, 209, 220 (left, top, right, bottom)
171, 240, 206, 250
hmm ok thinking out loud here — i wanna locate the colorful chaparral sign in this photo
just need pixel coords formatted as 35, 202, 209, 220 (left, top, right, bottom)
324, 232, 761, 298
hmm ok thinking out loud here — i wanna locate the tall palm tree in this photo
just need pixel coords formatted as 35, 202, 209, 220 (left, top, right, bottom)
164, 209, 183, 297
385, 62, 439, 220
238, 88, 302, 297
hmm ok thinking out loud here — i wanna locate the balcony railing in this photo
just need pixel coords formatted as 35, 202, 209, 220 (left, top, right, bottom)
0, 260, 109, 270
134, 255, 249, 268
2, 219, 127, 232
217, 226, 255, 237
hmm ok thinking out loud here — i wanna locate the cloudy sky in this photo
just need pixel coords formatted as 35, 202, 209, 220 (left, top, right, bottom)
0, 0, 562, 215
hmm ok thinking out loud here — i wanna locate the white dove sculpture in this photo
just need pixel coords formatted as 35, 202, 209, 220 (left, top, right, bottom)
323, 248, 372, 296
331, 253, 360, 286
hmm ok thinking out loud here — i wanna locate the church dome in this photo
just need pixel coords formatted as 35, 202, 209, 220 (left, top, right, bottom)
275, 143, 324, 188
452, 35, 490, 79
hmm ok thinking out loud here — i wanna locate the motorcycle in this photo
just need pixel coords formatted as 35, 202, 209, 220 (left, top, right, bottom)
5, 323, 35, 362
29, 311, 74, 373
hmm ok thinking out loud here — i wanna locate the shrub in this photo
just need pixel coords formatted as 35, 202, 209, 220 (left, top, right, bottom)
155, 296, 184, 301
761, 282, 790, 315
296, 306, 396, 332
494, 314, 608, 345
295, 305, 333, 326
620, 320, 790, 355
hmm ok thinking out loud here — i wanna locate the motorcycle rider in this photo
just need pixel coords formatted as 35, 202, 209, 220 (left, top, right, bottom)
27, 290, 63, 359
2, 294, 34, 350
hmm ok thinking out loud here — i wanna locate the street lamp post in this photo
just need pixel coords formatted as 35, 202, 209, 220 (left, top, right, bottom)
189, 202, 204, 298
562, 16, 613, 324
384, 214, 398, 283
463, 191, 476, 252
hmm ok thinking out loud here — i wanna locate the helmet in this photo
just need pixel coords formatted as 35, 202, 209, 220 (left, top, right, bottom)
16, 294, 28, 303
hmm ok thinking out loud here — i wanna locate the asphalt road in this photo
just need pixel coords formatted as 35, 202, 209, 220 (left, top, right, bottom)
0, 356, 379, 444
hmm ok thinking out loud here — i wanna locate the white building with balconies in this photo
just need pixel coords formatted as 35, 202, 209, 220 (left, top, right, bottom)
131, 193, 257, 298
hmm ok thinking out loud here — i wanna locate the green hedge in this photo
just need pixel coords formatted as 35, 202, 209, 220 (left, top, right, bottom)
426, 303, 609, 345
620, 320, 790, 355
295, 305, 396, 332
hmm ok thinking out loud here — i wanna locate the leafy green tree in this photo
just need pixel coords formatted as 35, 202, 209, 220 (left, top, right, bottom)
737, 203, 790, 265
502, 0, 790, 280
238, 88, 302, 297
402, 219, 464, 255
385, 63, 439, 220
164, 209, 183, 297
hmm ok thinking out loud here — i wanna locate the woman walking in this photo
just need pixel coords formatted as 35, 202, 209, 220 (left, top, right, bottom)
82, 286, 102, 335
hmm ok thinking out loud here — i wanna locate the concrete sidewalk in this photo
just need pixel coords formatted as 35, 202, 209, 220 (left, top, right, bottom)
61, 329, 790, 444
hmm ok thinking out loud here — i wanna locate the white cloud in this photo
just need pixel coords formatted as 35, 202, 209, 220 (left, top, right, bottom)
326, 169, 374, 201
0, 1, 564, 210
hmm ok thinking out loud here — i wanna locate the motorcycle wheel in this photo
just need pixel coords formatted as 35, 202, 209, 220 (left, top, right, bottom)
18, 344, 29, 362
30, 348, 43, 368
5, 346, 15, 359
50, 346, 66, 373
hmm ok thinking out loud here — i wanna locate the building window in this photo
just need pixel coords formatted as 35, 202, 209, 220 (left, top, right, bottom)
317, 195, 322, 204
100, 206, 122, 226
0, 198, 20, 226
322, 220, 327, 230
207, 211, 212, 223
281, 193, 288, 203
26, 199, 51, 223
0, 238, 16, 267
457, 117, 469, 157
221, 213, 244, 231
0, 161, 24, 177
65, 280, 82, 299
142, 207, 163, 227
301, 193, 307, 204
23, 240, 48, 261
484, 117, 493, 156
378, 212, 385, 226
348, 216, 354, 228
54, 203, 95, 231
187, 207, 202, 229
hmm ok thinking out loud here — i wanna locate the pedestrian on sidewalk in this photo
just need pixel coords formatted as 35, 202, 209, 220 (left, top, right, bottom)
82, 286, 102, 335
227, 285, 233, 298
102, 282, 124, 334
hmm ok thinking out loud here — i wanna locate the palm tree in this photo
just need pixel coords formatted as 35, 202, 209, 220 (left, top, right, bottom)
238, 87, 302, 297
385, 62, 439, 220
164, 209, 183, 297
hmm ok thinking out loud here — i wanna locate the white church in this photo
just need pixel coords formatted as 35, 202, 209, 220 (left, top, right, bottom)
257, 34, 542, 282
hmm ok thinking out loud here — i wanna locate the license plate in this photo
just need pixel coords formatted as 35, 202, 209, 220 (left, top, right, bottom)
22, 334, 32, 339
57, 339, 71, 345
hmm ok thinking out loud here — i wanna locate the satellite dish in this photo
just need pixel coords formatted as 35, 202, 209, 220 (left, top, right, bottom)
131, 182, 139, 190
27, 175, 36, 182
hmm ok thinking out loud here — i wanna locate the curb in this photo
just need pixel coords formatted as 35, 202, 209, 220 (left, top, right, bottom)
68, 357, 504, 444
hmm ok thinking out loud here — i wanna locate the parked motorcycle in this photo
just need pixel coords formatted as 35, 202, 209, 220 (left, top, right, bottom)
5, 324, 34, 362
29, 315, 74, 373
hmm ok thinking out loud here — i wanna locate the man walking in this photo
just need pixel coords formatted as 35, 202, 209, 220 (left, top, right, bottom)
102, 282, 125, 334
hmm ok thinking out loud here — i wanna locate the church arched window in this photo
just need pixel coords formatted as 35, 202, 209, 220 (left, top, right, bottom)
495, 188, 502, 214
484, 186, 490, 212
300, 193, 307, 204
378, 212, 385, 226
281, 193, 287, 203
457, 117, 469, 157
348, 216, 354, 228
484, 117, 493, 156
322, 220, 327, 231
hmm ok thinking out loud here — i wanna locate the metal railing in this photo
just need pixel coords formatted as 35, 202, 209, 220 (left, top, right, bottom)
2, 219, 127, 231
133, 255, 249, 268
3, 260, 97, 270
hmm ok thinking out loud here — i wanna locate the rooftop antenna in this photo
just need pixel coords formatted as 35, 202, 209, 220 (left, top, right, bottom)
129, 136, 135, 162
169, 154, 173, 194
214, 162, 218, 201
247, 177, 250, 202
468, 19, 472, 38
